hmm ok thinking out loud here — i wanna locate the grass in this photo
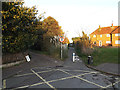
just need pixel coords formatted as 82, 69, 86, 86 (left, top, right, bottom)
76, 47, 119, 66
30, 46, 68, 61
30, 49, 49, 55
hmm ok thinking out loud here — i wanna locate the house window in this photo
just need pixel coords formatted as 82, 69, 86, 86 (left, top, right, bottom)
107, 34, 110, 37
93, 35, 96, 37
115, 40, 120, 44
100, 35, 102, 37
115, 33, 120, 36
106, 41, 111, 44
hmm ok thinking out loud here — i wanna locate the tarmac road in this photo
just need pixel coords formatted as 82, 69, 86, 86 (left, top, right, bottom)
2, 47, 120, 89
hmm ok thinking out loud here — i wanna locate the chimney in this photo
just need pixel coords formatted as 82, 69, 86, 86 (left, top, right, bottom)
111, 21, 113, 27
99, 25, 101, 28
98, 25, 101, 32
112, 23, 113, 27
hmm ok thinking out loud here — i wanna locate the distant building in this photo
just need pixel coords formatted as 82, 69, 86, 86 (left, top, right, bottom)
90, 24, 120, 47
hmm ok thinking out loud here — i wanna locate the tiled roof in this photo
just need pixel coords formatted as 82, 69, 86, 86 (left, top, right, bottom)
90, 26, 119, 35
111, 26, 120, 34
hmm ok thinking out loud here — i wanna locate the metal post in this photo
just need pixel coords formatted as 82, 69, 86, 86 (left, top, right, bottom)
61, 42, 62, 59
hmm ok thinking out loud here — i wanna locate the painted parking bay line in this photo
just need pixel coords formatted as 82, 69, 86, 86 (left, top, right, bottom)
31, 69, 56, 90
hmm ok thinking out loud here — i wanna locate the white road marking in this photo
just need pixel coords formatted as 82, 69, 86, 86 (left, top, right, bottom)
15, 68, 98, 77
61, 69, 98, 73
15, 69, 56, 77
6, 68, 120, 89
31, 69, 56, 90
13, 72, 96, 89
104, 79, 120, 88
57, 69, 107, 88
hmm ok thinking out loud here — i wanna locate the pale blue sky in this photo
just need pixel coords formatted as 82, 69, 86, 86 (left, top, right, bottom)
24, 0, 119, 42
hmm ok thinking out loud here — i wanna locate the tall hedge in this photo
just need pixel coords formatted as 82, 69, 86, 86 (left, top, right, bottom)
2, 2, 38, 53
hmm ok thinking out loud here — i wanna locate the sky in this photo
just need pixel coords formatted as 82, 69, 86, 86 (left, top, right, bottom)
24, 0, 119, 43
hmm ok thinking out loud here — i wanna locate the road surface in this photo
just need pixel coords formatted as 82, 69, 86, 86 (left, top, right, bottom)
2, 47, 120, 89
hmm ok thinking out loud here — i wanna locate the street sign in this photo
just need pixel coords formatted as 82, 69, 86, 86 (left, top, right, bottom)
59, 37, 64, 42
25, 55, 30, 62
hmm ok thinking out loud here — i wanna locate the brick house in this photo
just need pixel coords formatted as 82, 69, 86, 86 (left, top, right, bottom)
90, 24, 120, 47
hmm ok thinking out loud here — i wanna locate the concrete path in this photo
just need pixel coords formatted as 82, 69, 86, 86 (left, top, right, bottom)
95, 63, 120, 75
2, 47, 120, 89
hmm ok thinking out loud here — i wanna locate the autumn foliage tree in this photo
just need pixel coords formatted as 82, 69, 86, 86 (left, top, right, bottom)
41, 16, 64, 51
2, 2, 69, 59
72, 31, 92, 55
2, 2, 39, 53
63, 37, 70, 44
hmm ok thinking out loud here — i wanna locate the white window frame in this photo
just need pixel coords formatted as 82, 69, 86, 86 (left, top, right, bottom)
115, 40, 120, 44
106, 34, 110, 37
115, 33, 120, 36
93, 35, 96, 37
100, 35, 102, 37
106, 41, 111, 44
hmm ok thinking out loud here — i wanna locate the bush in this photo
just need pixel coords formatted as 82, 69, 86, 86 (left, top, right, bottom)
48, 45, 68, 60
81, 47, 93, 56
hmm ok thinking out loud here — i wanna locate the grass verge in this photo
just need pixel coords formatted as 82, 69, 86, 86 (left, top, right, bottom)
76, 47, 119, 66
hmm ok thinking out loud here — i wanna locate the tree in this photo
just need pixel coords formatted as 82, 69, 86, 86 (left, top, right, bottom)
42, 16, 63, 38
41, 16, 64, 51
63, 37, 70, 44
2, 2, 39, 53
72, 31, 93, 55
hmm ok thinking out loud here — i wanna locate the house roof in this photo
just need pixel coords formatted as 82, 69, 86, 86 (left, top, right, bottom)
111, 26, 120, 34
90, 26, 119, 35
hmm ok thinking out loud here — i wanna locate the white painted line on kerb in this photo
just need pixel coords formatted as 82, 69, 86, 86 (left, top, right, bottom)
31, 69, 56, 90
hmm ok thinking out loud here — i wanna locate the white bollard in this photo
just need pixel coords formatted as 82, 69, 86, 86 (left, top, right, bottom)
73, 53, 75, 62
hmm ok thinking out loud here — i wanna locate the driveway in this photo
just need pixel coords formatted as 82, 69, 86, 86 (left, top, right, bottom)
2, 47, 120, 89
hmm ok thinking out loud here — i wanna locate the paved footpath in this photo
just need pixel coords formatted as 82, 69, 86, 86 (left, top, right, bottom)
2, 47, 120, 89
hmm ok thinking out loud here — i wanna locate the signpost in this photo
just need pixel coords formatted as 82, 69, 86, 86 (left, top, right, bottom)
59, 37, 65, 59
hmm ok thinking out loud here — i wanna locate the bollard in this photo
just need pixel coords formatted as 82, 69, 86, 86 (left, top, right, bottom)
88, 56, 93, 64
88, 56, 91, 64
73, 53, 75, 62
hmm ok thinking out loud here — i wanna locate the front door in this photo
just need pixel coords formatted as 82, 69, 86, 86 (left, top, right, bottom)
99, 41, 102, 47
